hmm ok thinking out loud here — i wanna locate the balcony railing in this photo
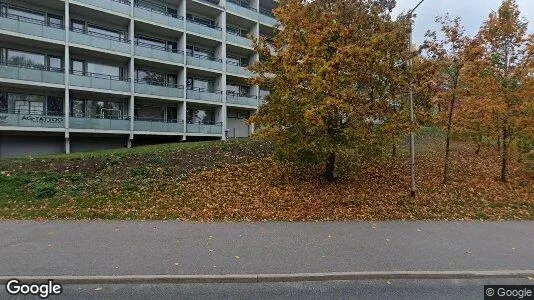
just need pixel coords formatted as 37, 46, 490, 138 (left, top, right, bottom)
226, 32, 253, 48
226, 61, 252, 77
135, 80, 184, 98
134, 118, 184, 132
69, 27, 131, 54
226, 0, 258, 20
186, 19, 222, 40
74, 0, 131, 15
135, 41, 185, 64
259, 8, 277, 26
134, 4, 184, 28
69, 116, 131, 131
226, 93, 258, 107
186, 122, 223, 134
0, 61, 65, 85
186, 53, 223, 71
0, 12, 65, 41
70, 70, 131, 92
0, 112, 65, 129
186, 88, 223, 103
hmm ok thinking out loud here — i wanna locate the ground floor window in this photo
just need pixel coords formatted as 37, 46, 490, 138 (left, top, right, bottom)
186, 108, 216, 124
0, 92, 64, 115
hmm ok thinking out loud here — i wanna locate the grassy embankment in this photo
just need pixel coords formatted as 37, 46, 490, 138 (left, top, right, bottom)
0, 128, 532, 220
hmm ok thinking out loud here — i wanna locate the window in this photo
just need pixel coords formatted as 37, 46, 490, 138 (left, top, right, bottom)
187, 108, 215, 124
87, 62, 121, 78
0, 93, 7, 113
226, 55, 242, 66
166, 107, 178, 122
71, 19, 85, 31
7, 5, 45, 23
87, 24, 123, 40
46, 97, 63, 116
186, 14, 215, 27
48, 56, 62, 71
71, 100, 85, 117
137, 35, 166, 49
186, 45, 215, 59
47, 14, 63, 28
187, 77, 215, 91
6, 49, 45, 68
71, 60, 85, 74
167, 74, 178, 87
9, 93, 46, 115
136, 69, 165, 85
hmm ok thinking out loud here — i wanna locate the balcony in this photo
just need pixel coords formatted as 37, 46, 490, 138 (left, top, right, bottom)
69, 28, 131, 55
186, 20, 222, 40
0, 62, 64, 85
135, 42, 184, 64
73, 0, 131, 16
226, 93, 258, 107
70, 71, 130, 92
135, 81, 184, 98
226, 32, 253, 48
186, 88, 223, 103
186, 54, 223, 71
259, 9, 277, 27
69, 116, 130, 131
134, 5, 184, 29
0, 12, 65, 42
226, 0, 258, 20
0, 112, 65, 129
226, 62, 252, 77
135, 119, 184, 133
186, 122, 223, 134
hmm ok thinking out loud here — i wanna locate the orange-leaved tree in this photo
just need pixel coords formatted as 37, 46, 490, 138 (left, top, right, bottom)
421, 15, 479, 183
249, 0, 412, 180
475, 0, 533, 182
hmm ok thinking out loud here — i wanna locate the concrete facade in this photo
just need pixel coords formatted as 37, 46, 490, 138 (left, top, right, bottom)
0, 0, 275, 157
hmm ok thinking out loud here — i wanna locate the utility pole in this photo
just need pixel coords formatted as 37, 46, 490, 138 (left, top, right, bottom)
407, 0, 426, 198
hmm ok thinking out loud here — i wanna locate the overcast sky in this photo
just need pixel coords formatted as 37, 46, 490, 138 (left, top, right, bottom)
392, 0, 534, 45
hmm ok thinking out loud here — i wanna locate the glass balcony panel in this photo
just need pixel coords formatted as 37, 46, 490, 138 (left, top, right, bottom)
134, 7, 184, 28
186, 123, 222, 134
186, 89, 223, 103
186, 55, 222, 71
69, 30, 131, 54
0, 64, 64, 85
0, 113, 65, 129
70, 74, 130, 92
226, 94, 258, 106
259, 13, 277, 27
0, 14, 65, 41
226, 33, 253, 48
69, 117, 130, 131
135, 83, 184, 98
75, 0, 131, 15
226, 2, 258, 20
134, 45, 184, 64
135, 120, 183, 132
186, 21, 222, 40
226, 64, 252, 77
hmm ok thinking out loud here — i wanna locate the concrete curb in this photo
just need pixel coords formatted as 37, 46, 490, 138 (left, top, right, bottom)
1, 270, 534, 285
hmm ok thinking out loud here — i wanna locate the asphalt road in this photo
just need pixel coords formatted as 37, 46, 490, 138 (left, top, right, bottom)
1, 221, 534, 276
2, 278, 533, 300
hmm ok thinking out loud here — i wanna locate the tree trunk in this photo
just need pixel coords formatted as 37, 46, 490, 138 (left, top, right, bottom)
500, 129, 509, 182
324, 152, 336, 181
497, 134, 501, 151
392, 144, 397, 157
443, 95, 455, 184
474, 134, 482, 155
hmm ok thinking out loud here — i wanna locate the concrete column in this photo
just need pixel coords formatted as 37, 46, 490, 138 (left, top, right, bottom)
220, 10, 227, 140
181, 0, 187, 141
64, 0, 71, 154
128, 1, 135, 148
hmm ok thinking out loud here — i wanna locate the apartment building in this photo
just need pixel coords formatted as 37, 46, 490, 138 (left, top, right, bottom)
0, 0, 274, 157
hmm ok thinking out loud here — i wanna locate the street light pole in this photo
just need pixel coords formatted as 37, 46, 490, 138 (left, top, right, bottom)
407, 0, 425, 198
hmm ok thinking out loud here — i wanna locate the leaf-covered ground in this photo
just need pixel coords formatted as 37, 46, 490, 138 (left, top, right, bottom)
0, 130, 532, 220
